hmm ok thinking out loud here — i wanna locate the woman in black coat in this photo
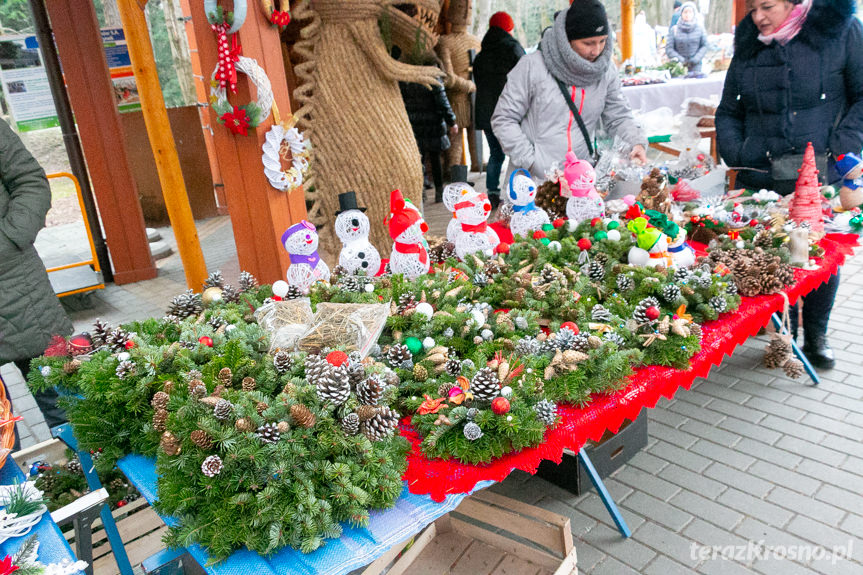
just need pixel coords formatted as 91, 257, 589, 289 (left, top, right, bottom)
400, 73, 458, 204
473, 12, 525, 207
716, 0, 863, 369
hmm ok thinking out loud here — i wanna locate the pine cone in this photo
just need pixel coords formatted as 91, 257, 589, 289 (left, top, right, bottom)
256, 401, 269, 415
753, 230, 773, 248
356, 404, 377, 422
463, 422, 483, 441
290, 404, 316, 428
588, 260, 606, 283
438, 381, 458, 397
107, 328, 130, 353
203, 271, 224, 290
429, 241, 456, 262
484, 260, 505, 276
256, 422, 281, 444
190, 430, 214, 450
412, 364, 429, 382
339, 276, 363, 293
662, 284, 682, 303
360, 406, 399, 441
63, 359, 82, 375
357, 375, 384, 406
273, 350, 293, 375
208, 316, 227, 331
604, 332, 627, 347
783, 358, 804, 379
346, 360, 366, 390
690, 323, 702, 339
201, 455, 223, 477
152, 408, 168, 432
222, 284, 240, 303
616, 274, 635, 292
160, 432, 181, 456
515, 336, 539, 357
445, 357, 462, 377
167, 290, 203, 320
241, 377, 256, 392
65, 458, 82, 475
238, 271, 259, 292
672, 268, 691, 283
316, 364, 351, 405
633, 297, 660, 324
534, 399, 558, 426
341, 413, 360, 436
737, 275, 761, 297
218, 367, 233, 387
188, 379, 206, 398
304, 354, 330, 386
386, 344, 412, 369
116, 360, 135, 380
591, 304, 613, 322
151, 391, 170, 410
552, 327, 578, 351
235, 417, 254, 432
471, 367, 501, 402
514, 287, 527, 302
709, 296, 728, 314
285, 285, 303, 300
213, 399, 234, 421
473, 272, 489, 287
163, 381, 176, 394
91, 319, 112, 347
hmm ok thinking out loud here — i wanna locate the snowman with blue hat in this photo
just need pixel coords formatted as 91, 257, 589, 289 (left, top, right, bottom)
836, 153, 863, 211
506, 169, 550, 239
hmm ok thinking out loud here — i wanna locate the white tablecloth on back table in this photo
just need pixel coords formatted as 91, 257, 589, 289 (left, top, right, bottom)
622, 74, 726, 114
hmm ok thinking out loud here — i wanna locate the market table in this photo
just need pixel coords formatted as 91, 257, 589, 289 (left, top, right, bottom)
0, 459, 85, 573
623, 74, 726, 114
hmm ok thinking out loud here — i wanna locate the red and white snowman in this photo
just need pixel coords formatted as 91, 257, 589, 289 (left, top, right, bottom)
386, 189, 431, 279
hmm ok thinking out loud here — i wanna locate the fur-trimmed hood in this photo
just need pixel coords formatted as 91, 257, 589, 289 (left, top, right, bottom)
734, 0, 857, 60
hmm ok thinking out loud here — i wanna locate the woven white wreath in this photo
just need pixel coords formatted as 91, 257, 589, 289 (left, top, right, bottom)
210, 55, 273, 133
262, 123, 310, 192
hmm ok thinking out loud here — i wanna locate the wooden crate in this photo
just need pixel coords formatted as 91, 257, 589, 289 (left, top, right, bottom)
13, 440, 169, 575
362, 491, 578, 575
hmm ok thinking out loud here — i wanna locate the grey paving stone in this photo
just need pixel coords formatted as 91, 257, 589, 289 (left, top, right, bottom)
643, 555, 696, 575
800, 414, 863, 442
744, 396, 807, 422
684, 518, 751, 552
718, 418, 783, 446
814, 484, 863, 518
689, 381, 752, 405
679, 420, 741, 448
11, 393, 37, 414
775, 436, 847, 468
796, 460, 863, 494
838, 455, 863, 477
760, 415, 827, 444
723, 367, 776, 387
699, 556, 760, 575
718, 489, 795, 529
807, 556, 863, 575
751, 557, 820, 575
689, 439, 756, 472
669, 490, 745, 532
765, 487, 846, 527
731, 381, 793, 404
704, 462, 773, 498
588, 556, 641, 575
571, 541, 605, 573
621, 491, 692, 533
785, 395, 850, 421
735, 438, 805, 469
648, 406, 689, 429
734, 516, 818, 554
627, 451, 670, 475
534, 497, 597, 539
667, 397, 726, 425
784, 515, 863, 553
748, 461, 822, 497
581, 522, 657, 571
647, 440, 712, 473
632, 521, 699, 568
651, 421, 699, 449
819, 435, 863, 460
577, 488, 646, 534
838, 513, 863, 539
658, 464, 726, 500
708, 397, 767, 424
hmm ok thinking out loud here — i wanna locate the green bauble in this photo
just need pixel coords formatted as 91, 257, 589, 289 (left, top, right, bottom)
540, 238, 551, 247
594, 231, 608, 241
405, 337, 423, 355
607, 221, 620, 230
542, 223, 554, 232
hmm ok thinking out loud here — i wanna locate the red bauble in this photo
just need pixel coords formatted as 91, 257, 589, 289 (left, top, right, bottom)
125, 340, 135, 350
645, 306, 661, 321
749, 219, 759, 227
560, 321, 579, 335
590, 217, 602, 227
553, 218, 566, 228
532, 230, 547, 240
577, 238, 592, 251
491, 397, 511, 415
495, 243, 510, 254
326, 350, 349, 367
198, 336, 214, 347
116, 500, 127, 508
271, 295, 283, 301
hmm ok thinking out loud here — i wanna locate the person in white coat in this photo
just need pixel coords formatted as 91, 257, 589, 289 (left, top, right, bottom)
491, 0, 647, 189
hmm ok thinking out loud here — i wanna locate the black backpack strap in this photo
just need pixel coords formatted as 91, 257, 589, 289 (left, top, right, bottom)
553, 78, 595, 159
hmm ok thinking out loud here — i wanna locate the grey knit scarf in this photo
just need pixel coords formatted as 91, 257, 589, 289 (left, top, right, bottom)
540, 9, 611, 87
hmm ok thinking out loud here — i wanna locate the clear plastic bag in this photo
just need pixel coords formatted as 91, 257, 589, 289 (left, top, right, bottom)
255, 298, 315, 352
297, 301, 389, 358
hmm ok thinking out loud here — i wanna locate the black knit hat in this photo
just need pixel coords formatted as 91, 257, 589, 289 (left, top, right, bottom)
566, 0, 610, 41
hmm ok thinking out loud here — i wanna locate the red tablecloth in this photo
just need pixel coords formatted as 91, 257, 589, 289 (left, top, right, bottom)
401, 233, 858, 501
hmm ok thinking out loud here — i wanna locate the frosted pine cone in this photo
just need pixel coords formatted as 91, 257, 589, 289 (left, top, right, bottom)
386, 344, 412, 369
633, 297, 660, 324
360, 406, 400, 441
588, 260, 606, 283
356, 375, 384, 406
709, 296, 728, 314
604, 332, 627, 347
341, 413, 360, 436
591, 304, 613, 322
616, 274, 635, 292
106, 328, 130, 353
238, 271, 259, 292
317, 365, 351, 406
213, 399, 234, 421
463, 422, 483, 441
203, 271, 224, 290
534, 400, 558, 426
201, 455, 223, 477
116, 360, 135, 380
445, 357, 462, 377
470, 367, 500, 402
255, 422, 281, 444
304, 353, 331, 386
285, 285, 303, 300
91, 319, 112, 347
662, 284, 682, 303
167, 290, 203, 319
221, 284, 240, 303
273, 350, 293, 375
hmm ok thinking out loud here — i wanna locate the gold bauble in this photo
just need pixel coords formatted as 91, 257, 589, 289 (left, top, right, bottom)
202, 287, 224, 305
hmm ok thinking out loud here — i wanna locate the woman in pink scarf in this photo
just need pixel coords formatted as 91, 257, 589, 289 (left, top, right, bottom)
716, 0, 863, 370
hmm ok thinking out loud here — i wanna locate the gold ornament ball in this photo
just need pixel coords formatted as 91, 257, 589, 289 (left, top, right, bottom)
277, 421, 290, 433
202, 287, 224, 305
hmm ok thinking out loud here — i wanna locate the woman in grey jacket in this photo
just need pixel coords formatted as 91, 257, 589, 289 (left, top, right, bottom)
491, 0, 647, 186
665, 2, 709, 74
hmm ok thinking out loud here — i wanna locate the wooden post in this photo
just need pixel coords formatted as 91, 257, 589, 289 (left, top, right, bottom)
186, 0, 307, 284
733, 0, 748, 26
116, 0, 208, 292
45, 0, 156, 285
620, 0, 635, 64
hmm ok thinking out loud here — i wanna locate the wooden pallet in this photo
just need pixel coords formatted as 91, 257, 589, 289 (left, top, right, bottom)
362, 491, 578, 575
13, 439, 168, 575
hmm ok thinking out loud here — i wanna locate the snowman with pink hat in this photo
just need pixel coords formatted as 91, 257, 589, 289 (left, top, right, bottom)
386, 189, 431, 279
560, 151, 605, 224
282, 220, 330, 292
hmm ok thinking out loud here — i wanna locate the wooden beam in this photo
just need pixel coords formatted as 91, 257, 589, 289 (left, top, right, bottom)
620, 0, 635, 63
45, 0, 156, 285
186, 0, 307, 283
733, 0, 748, 26
115, 0, 208, 291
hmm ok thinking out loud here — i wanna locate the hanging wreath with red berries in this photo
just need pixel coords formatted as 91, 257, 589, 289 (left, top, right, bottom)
209, 56, 274, 136
259, 0, 291, 28
205, 0, 247, 94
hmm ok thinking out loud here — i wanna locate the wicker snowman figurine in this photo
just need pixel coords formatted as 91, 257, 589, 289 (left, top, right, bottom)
282, 220, 331, 292
560, 151, 605, 224
507, 169, 550, 239
335, 191, 382, 276
386, 189, 431, 279
627, 217, 671, 269
443, 183, 500, 259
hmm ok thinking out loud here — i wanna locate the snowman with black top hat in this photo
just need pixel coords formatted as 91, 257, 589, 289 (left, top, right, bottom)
335, 191, 382, 276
